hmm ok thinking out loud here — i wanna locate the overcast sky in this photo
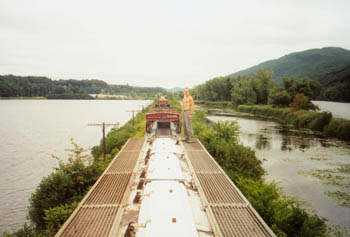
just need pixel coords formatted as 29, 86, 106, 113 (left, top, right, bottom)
0, 0, 349, 88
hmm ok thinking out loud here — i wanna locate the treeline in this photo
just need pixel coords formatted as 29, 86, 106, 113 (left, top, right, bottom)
0, 75, 167, 98
192, 68, 320, 107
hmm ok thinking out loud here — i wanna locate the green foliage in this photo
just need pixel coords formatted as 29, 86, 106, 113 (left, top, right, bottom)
236, 176, 327, 237
324, 118, 350, 141
28, 140, 100, 230
255, 69, 275, 104
237, 104, 332, 132
230, 47, 350, 102
289, 93, 317, 111
192, 112, 265, 180
192, 77, 234, 101
47, 93, 94, 99
43, 202, 78, 236
268, 87, 291, 107
230, 76, 257, 105
0, 75, 166, 98
317, 63, 350, 102
190, 108, 327, 236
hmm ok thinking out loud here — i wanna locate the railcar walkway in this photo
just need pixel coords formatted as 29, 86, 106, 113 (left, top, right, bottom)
56, 137, 275, 237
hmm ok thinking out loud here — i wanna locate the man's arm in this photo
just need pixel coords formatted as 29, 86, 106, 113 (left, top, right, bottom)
189, 96, 194, 118
180, 101, 184, 119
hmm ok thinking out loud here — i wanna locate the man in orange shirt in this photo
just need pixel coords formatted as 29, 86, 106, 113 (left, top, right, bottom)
180, 88, 195, 143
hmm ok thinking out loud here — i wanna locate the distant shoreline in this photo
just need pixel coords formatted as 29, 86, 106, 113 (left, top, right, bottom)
0, 96, 154, 100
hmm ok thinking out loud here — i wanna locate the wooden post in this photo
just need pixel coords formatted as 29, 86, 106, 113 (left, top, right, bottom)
126, 110, 140, 130
88, 122, 119, 161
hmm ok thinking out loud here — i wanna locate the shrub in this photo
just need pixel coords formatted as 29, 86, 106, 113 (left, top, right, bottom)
324, 118, 350, 141
43, 202, 79, 236
236, 176, 327, 237
289, 93, 318, 111
28, 140, 98, 230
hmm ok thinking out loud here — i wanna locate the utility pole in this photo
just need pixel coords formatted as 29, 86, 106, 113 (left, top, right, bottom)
88, 122, 119, 161
126, 110, 140, 130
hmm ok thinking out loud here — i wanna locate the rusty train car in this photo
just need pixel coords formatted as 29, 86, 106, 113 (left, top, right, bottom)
145, 97, 181, 134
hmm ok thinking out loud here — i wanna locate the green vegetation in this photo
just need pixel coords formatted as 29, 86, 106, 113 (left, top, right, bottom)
0, 75, 166, 99
167, 99, 327, 236
324, 118, 350, 141
5, 103, 154, 236
237, 105, 332, 131
230, 47, 350, 102
47, 93, 94, 99
192, 68, 320, 108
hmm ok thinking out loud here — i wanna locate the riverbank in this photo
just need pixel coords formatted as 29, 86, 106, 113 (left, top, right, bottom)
197, 101, 350, 141
169, 99, 328, 236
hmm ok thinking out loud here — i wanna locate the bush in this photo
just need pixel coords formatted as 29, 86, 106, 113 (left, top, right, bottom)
43, 202, 79, 236
28, 140, 99, 230
236, 176, 327, 237
237, 105, 334, 134
289, 93, 318, 111
324, 118, 350, 141
191, 106, 327, 236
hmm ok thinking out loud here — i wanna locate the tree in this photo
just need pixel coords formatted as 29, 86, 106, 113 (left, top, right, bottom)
231, 77, 257, 105
255, 69, 274, 104
289, 93, 317, 111
268, 87, 291, 107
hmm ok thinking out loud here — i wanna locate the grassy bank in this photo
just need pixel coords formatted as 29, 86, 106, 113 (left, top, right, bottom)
5, 101, 155, 237
167, 99, 327, 237
237, 105, 350, 141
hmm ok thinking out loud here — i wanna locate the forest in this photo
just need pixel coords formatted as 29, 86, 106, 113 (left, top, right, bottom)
192, 68, 319, 108
229, 47, 350, 102
0, 75, 166, 98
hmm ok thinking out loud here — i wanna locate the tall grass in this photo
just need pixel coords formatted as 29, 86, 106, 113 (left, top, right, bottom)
237, 105, 346, 135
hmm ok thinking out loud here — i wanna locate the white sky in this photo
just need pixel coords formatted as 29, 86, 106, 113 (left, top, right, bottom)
0, 0, 349, 88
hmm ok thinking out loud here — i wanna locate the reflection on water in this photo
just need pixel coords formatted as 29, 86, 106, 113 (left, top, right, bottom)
208, 115, 350, 230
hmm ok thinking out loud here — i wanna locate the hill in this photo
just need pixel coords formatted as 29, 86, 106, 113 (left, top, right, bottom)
230, 47, 350, 102
231, 47, 350, 83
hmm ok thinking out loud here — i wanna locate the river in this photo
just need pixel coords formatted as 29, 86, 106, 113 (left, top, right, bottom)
207, 102, 350, 234
0, 99, 152, 234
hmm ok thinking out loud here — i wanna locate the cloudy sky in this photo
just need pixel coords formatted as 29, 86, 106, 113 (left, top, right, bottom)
0, 0, 349, 88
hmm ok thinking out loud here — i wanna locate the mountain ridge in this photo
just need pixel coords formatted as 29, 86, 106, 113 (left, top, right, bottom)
230, 47, 350, 84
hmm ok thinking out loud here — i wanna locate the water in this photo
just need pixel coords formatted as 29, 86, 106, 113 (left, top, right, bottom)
0, 100, 152, 234
208, 115, 350, 231
313, 100, 350, 119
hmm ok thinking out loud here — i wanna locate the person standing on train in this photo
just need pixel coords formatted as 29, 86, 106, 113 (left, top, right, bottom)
180, 88, 195, 143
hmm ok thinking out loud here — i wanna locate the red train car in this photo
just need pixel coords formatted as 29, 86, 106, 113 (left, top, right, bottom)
146, 98, 180, 134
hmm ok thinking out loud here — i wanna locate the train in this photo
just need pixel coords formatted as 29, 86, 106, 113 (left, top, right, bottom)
56, 99, 275, 236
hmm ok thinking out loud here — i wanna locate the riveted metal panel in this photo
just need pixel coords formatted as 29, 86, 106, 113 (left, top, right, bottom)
197, 173, 246, 204
123, 137, 145, 151
61, 206, 119, 237
183, 140, 203, 150
187, 150, 221, 173
84, 173, 132, 205
211, 205, 274, 237
106, 151, 139, 173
